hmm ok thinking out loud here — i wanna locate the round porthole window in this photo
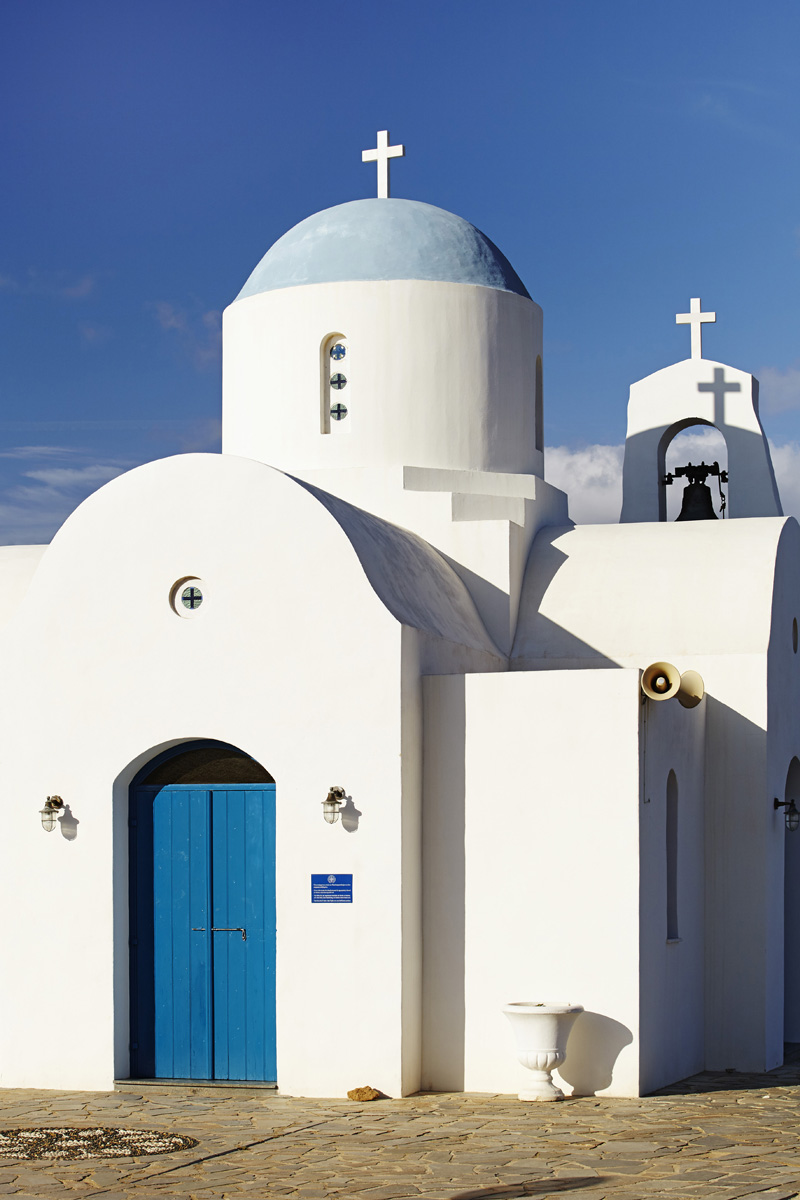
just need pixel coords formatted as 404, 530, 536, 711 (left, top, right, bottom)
330, 373, 347, 390
170, 577, 206, 619
330, 343, 346, 361
181, 585, 203, 611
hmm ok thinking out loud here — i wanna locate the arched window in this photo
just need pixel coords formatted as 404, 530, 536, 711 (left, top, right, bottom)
535, 355, 544, 453
320, 334, 349, 434
666, 769, 679, 941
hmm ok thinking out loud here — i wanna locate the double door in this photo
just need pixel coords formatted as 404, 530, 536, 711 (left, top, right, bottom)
129, 784, 276, 1081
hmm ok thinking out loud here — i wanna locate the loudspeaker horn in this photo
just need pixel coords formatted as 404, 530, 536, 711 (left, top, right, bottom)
675, 669, 704, 709
641, 662, 705, 709
641, 661, 681, 702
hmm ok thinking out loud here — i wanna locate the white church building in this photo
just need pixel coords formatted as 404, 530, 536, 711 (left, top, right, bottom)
1, 132, 799, 1100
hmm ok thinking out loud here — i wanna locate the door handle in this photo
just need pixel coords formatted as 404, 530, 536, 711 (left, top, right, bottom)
191, 927, 247, 941
212, 927, 247, 941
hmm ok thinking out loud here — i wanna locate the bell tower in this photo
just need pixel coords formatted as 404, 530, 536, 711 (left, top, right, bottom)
620, 299, 782, 522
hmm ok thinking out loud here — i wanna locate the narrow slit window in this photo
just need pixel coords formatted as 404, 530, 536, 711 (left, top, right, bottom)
320, 335, 349, 433
666, 769, 679, 940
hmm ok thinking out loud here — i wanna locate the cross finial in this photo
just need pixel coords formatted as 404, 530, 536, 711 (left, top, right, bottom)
676, 297, 716, 360
362, 130, 405, 199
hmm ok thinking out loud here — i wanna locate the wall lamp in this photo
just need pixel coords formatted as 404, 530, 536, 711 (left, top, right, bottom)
774, 797, 800, 832
40, 795, 64, 832
322, 786, 346, 825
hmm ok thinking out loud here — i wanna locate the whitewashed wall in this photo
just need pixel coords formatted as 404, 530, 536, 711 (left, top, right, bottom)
0, 454, 499, 1096
423, 669, 648, 1098
223, 280, 543, 480
766, 520, 800, 1047
513, 517, 793, 1074
293, 466, 569, 657
638, 694, 706, 1093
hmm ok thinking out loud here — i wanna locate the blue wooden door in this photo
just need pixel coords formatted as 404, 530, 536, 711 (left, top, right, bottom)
129, 784, 276, 1081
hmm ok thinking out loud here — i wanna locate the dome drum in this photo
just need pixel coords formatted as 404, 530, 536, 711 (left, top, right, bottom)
222, 277, 543, 477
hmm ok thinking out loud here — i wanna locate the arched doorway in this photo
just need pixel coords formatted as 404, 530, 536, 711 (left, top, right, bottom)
128, 741, 276, 1082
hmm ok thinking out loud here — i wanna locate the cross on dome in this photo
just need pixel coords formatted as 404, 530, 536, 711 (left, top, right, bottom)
362, 130, 405, 199
676, 298, 716, 360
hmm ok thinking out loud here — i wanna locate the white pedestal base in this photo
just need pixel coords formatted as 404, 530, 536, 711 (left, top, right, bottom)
519, 1071, 565, 1102
503, 1002, 584, 1103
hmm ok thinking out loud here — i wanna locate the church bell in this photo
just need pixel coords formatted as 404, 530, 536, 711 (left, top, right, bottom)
664, 459, 727, 521
676, 481, 717, 521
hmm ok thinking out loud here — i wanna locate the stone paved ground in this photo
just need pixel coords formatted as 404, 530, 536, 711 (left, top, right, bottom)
0, 1062, 799, 1200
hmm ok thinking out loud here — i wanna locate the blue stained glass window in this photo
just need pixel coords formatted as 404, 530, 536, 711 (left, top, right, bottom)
330, 343, 346, 360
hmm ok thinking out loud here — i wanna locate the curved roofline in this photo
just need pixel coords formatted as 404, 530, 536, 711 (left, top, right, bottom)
235, 198, 530, 301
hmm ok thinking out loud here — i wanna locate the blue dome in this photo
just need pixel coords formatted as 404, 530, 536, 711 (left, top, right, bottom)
235, 199, 530, 301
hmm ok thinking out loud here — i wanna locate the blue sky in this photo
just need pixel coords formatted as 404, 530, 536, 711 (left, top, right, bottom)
1, 0, 800, 539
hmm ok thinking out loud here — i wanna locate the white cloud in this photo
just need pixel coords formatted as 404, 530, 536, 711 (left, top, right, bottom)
20, 464, 126, 491
545, 443, 624, 524
78, 322, 112, 346
0, 430, 221, 545
174, 418, 222, 453
664, 428, 727, 465
151, 301, 221, 369
153, 301, 187, 332
691, 89, 785, 148
758, 363, 800, 413
0, 450, 131, 545
0, 270, 97, 300
767, 441, 800, 520
547, 433, 800, 525
0, 445, 77, 460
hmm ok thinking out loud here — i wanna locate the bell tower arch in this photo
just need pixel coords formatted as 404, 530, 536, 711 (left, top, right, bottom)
621, 298, 781, 523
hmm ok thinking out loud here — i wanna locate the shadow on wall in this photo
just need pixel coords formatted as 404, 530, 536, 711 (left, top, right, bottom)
340, 796, 362, 833
783, 756, 800, 1041
422, 675, 466, 1091
510, 531, 618, 668
58, 805, 79, 841
559, 1012, 633, 1096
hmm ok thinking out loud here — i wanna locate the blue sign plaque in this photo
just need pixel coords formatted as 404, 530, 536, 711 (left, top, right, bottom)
311, 873, 353, 904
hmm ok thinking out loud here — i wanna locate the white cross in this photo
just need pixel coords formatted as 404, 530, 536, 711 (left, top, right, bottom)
362, 130, 404, 199
676, 297, 716, 360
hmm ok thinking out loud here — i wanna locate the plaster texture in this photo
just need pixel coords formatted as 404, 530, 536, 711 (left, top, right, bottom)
235, 198, 531, 299
513, 517, 800, 1079
2, 171, 799, 1107
422, 669, 705, 1099
0, 545, 46, 624
620, 358, 782, 522
0, 453, 502, 1097
223, 279, 543, 479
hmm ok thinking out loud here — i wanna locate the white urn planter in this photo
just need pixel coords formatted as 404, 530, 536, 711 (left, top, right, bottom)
503, 1002, 584, 1101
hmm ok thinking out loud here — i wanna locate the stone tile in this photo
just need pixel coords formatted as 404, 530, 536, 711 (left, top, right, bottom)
3, 1076, 800, 1200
